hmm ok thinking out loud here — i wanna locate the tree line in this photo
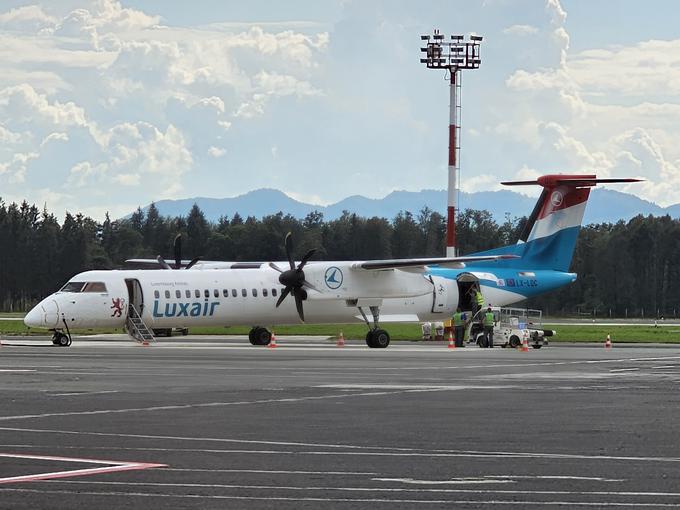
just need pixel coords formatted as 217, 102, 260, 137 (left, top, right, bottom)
0, 198, 674, 317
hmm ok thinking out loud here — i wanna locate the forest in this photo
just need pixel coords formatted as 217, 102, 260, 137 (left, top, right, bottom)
0, 198, 676, 318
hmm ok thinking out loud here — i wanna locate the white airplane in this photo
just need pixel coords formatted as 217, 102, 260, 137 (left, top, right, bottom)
24, 174, 638, 348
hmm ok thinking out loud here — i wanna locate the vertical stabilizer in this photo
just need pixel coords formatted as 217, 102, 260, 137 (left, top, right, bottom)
473, 175, 641, 271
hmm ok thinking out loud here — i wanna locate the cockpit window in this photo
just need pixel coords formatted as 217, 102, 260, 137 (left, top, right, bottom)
82, 282, 107, 293
60, 281, 85, 293
59, 281, 107, 293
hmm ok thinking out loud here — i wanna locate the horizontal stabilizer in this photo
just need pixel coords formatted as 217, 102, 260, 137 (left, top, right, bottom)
501, 174, 642, 188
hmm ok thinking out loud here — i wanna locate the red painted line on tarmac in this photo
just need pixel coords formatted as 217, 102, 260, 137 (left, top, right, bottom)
0, 452, 165, 484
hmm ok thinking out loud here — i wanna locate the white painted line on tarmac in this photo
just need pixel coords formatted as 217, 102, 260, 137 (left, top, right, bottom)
24, 480, 680, 502
5, 488, 680, 507
0, 387, 450, 422
609, 368, 640, 373
164, 468, 378, 475
2, 425, 680, 465
48, 391, 119, 397
0, 369, 35, 373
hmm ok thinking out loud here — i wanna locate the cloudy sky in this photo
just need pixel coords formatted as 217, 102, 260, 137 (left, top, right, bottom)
1, 0, 679, 220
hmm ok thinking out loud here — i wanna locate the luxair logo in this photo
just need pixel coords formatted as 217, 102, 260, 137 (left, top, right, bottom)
550, 190, 564, 207
324, 266, 343, 289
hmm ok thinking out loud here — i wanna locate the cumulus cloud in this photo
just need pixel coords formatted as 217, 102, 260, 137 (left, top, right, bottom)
0, 0, 328, 217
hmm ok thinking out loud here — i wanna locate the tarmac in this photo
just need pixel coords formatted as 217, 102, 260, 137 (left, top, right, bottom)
1, 334, 680, 508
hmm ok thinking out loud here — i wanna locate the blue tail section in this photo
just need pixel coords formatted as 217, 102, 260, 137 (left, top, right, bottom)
469, 226, 580, 272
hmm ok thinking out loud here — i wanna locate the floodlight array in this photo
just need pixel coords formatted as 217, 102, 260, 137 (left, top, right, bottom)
418, 30, 483, 71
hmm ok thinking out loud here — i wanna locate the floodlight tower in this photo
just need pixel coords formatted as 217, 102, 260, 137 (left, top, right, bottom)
420, 29, 482, 256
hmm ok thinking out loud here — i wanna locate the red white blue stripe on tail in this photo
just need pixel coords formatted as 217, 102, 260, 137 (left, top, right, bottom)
471, 175, 641, 273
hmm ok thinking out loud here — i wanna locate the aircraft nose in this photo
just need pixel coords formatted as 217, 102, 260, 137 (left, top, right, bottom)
24, 299, 60, 328
24, 305, 44, 328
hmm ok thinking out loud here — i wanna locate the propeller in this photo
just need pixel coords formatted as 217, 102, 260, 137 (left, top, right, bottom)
157, 234, 201, 270
269, 232, 317, 322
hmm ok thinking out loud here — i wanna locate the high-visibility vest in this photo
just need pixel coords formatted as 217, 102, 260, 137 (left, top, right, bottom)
475, 291, 485, 306
453, 312, 465, 326
483, 312, 495, 327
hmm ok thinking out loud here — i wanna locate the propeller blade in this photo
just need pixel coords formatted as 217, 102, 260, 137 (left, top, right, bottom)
293, 289, 305, 322
298, 249, 316, 270
157, 255, 172, 270
173, 234, 182, 269
185, 257, 201, 269
275, 286, 291, 308
284, 232, 294, 270
302, 280, 320, 293
269, 262, 283, 273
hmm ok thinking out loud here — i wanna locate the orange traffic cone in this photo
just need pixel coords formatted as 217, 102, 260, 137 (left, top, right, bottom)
448, 330, 456, 349
520, 331, 529, 352
605, 334, 612, 349
268, 332, 277, 349
337, 331, 345, 347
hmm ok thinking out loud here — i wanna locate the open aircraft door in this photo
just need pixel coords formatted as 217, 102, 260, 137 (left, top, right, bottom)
428, 275, 457, 314
125, 279, 144, 316
456, 272, 480, 312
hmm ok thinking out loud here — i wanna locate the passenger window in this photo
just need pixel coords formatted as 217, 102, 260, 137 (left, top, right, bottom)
272, 288, 277, 297
263, 288, 268, 297
82, 282, 107, 293
241, 288, 247, 297
232, 289, 237, 297
154, 290, 160, 299
165, 290, 170, 299
176, 290, 181, 299
223, 289, 229, 297
195, 289, 200, 298
214, 289, 219, 298
252, 289, 257, 297
204, 289, 210, 298
185, 290, 191, 298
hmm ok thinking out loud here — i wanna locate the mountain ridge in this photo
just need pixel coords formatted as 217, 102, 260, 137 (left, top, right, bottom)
131, 188, 674, 225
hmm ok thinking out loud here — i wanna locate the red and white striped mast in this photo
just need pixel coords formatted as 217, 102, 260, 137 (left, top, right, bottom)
420, 30, 482, 256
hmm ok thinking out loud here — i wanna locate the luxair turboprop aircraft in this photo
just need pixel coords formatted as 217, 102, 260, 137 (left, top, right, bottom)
24, 175, 638, 348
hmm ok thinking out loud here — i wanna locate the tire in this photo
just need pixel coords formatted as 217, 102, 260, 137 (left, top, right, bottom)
255, 327, 271, 346
532, 344, 542, 349
248, 328, 257, 345
365, 330, 375, 348
181, 328, 189, 336
476, 333, 486, 348
371, 329, 390, 349
509, 335, 521, 348
58, 334, 69, 347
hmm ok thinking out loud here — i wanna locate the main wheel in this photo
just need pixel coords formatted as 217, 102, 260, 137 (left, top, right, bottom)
252, 327, 271, 346
374, 329, 390, 348
368, 329, 390, 349
58, 334, 70, 347
248, 328, 257, 345
365, 330, 375, 348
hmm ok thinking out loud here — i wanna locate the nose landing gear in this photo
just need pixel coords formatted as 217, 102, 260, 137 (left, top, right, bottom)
51, 331, 71, 347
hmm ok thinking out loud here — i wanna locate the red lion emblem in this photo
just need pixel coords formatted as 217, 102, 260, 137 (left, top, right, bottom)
110, 297, 126, 318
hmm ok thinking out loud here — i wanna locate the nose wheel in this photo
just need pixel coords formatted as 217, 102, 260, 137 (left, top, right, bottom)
52, 331, 71, 347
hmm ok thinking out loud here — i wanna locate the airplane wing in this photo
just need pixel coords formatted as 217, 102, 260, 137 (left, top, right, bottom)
350, 254, 519, 271
124, 259, 264, 270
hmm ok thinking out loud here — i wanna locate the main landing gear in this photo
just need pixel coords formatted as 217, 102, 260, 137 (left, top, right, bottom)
358, 305, 390, 348
248, 326, 272, 346
51, 330, 71, 347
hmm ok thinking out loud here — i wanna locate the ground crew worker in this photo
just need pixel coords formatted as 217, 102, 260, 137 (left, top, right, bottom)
452, 307, 467, 347
472, 286, 485, 317
483, 306, 495, 348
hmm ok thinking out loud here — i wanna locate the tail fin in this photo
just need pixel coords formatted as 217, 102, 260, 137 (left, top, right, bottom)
473, 174, 641, 271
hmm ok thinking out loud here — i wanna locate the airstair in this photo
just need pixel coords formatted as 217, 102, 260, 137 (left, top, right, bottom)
126, 304, 155, 343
